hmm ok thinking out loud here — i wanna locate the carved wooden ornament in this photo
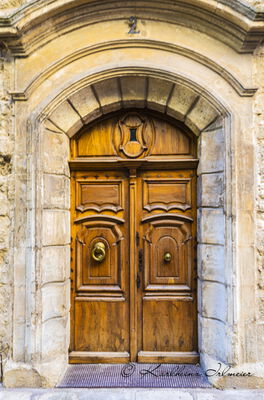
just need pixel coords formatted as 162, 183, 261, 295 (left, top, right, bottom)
118, 113, 150, 158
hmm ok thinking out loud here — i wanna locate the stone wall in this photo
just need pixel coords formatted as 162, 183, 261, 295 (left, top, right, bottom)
0, 50, 13, 373
0, 0, 263, 389
254, 43, 264, 362
0, 0, 23, 9
197, 121, 227, 364
1, 0, 264, 10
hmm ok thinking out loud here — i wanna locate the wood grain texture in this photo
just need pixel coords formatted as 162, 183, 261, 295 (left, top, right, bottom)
70, 170, 130, 363
137, 169, 197, 362
76, 179, 124, 212
71, 110, 196, 161
70, 110, 198, 364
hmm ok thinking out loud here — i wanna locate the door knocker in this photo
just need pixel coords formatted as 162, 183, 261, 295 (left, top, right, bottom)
92, 242, 106, 263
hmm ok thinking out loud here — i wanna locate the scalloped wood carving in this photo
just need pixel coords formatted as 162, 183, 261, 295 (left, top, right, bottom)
143, 178, 192, 212
76, 179, 124, 213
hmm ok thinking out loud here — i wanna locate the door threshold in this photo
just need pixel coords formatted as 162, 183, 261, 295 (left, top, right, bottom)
57, 363, 211, 388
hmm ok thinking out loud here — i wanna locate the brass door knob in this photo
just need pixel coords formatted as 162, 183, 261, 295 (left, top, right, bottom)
164, 252, 172, 262
92, 242, 106, 262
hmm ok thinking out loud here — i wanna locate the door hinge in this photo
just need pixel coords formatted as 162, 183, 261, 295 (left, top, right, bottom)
136, 274, 140, 289
136, 232, 139, 247
139, 248, 143, 272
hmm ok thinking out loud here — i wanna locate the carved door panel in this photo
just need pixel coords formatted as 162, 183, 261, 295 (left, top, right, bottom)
136, 170, 198, 363
70, 111, 198, 364
70, 170, 130, 363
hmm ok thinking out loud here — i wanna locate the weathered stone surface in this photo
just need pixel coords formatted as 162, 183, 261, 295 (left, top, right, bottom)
0, 0, 263, 390
0, 190, 9, 215
93, 78, 121, 114
49, 101, 82, 137
42, 210, 70, 246
0, 0, 24, 8
167, 84, 197, 122
3, 363, 42, 388
41, 131, 70, 176
198, 244, 225, 283
69, 86, 101, 124
201, 281, 227, 322
0, 216, 10, 250
41, 245, 70, 284
0, 393, 32, 400
44, 119, 64, 134
198, 315, 227, 361
37, 354, 68, 389
254, 45, 264, 357
1, 388, 264, 400
257, 323, 264, 362
136, 391, 193, 400
216, 376, 264, 390
198, 208, 225, 245
197, 127, 225, 174
198, 173, 224, 207
42, 317, 68, 362
43, 174, 70, 210
147, 78, 173, 113
120, 76, 146, 108
186, 97, 219, 135
195, 394, 217, 400
41, 280, 70, 322
37, 392, 79, 400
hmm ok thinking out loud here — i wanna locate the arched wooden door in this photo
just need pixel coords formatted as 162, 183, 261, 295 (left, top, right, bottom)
69, 111, 198, 363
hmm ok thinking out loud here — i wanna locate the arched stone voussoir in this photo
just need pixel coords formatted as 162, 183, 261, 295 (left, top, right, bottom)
47, 76, 222, 138
166, 84, 198, 124
93, 78, 122, 115
185, 97, 220, 135
120, 76, 147, 109
47, 99, 83, 137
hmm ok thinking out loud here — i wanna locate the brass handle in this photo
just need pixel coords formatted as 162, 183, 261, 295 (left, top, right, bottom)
92, 242, 106, 262
164, 252, 172, 262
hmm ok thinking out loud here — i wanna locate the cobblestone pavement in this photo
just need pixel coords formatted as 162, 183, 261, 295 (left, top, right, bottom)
0, 388, 264, 400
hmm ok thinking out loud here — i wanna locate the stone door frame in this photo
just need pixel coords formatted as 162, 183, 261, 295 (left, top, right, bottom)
2, 7, 259, 387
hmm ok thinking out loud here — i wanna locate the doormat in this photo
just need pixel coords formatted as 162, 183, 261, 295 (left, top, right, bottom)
57, 363, 211, 388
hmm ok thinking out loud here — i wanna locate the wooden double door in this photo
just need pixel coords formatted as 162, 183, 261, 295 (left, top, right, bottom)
69, 111, 198, 363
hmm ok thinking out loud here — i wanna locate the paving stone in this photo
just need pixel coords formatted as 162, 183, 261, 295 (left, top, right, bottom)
35, 392, 78, 399
195, 392, 217, 400
0, 392, 32, 400
135, 389, 193, 400
76, 389, 134, 400
0, 389, 264, 400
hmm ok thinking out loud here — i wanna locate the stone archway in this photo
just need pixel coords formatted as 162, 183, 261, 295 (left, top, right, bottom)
24, 73, 228, 386
2, 1, 260, 388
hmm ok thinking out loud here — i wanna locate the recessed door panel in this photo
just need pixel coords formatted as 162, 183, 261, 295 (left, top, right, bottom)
76, 220, 124, 290
74, 299, 129, 353
70, 170, 130, 363
143, 218, 193, 289
143, 178, 192, 211
137, 169, 197, 363
142, 298, 196, 352
76, 179, 124, 213
70, 111, 198, 364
